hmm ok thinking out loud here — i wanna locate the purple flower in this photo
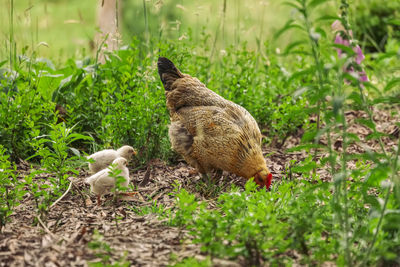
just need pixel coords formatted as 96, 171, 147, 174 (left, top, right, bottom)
354, 45, 365, 65
332, 20, 368, 83
359, 70, 368, 82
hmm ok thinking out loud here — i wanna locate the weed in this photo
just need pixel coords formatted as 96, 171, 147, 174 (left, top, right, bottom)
168, 182, 202, 227
129, 200, 167, 218
88, 230, 129, 267
170, 256, 211, 267
0, 145, 26, 230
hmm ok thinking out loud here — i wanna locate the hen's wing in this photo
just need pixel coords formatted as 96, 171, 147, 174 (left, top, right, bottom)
169, 104, 262, 173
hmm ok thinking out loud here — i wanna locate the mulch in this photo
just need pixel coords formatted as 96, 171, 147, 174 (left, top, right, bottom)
0, 106, 398, 267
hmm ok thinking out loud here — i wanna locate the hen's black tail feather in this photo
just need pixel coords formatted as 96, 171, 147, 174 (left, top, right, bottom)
157, 57, 183, 91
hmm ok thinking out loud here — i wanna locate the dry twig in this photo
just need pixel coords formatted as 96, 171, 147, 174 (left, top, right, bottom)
36, 216, 58, 240
50, 180, 73, 210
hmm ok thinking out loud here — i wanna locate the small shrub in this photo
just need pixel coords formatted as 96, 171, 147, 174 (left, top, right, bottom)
169, 184, 200, 227
27, 122, 91, 219
30, 122, 92, 187
268, 96, 308, 147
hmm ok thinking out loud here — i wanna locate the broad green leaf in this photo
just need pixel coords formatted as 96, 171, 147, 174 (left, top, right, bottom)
301, 129, 318, 143
331, 44, 356, 57
372, 96, 400, 104
274, 20, 305, 40
288, 66, 315, 84
375, 51, 397, 62
366, 132, 387, 140
286, 143, 325, 152
282, 1, 301, 10
307, 0, 330, 9
0, 60, 7, 68
342, 72, 359, 84
316, 15, 340, 22
388, 19, 400, 26
357, 118, 376, 131
283, 40, 308, 55
384, 78, 400, 92
315, 27, 327, 39
346, 133, 361, 143
363, 81, 381, 94
291, 161, 318, 173
69, 147, 81, 157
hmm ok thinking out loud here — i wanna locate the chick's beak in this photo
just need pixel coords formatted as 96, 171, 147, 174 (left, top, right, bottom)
254, 171, 273, 190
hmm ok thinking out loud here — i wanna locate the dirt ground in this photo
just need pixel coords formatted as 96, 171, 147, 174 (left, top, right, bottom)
0, 107, 399, 267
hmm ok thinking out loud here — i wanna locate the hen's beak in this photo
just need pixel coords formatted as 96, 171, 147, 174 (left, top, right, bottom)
254, 170, 273, 190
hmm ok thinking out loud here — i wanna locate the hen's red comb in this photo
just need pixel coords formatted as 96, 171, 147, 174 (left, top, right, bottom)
266, 173, 273, 189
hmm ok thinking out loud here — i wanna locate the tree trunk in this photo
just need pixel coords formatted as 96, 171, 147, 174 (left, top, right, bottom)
96, 0, 121, 63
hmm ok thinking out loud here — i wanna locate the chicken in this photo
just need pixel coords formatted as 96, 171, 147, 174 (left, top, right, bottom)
87, 145, 136, 173
157, 57, 273, 189
85, 157, 130, 205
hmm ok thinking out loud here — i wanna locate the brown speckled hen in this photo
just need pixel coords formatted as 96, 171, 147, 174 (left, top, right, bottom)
157, 57, 272, 189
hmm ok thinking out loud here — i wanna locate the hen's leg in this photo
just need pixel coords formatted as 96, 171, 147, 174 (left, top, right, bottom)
213, 169, 223, 181
201, 173, 210, 181
200, 169, 222, 184
96, 195, 102, 206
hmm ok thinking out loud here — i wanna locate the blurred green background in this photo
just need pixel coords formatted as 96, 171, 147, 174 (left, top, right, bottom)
0, 0, 97, 62
1, 0, 399, 64
0, 0, 323, 63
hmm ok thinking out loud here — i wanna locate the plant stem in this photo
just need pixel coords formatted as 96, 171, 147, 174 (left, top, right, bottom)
301, 0, 325, 162
142, 0, 149, 47
340, 107, 352, 265
235, 0, 240, 46
9, 0, 14, 70
221, 0, 227, 47
362, 137, 400, 266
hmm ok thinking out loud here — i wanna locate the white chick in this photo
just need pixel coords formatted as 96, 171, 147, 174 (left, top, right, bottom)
88, 145, 136, 173
85, 157, 130, 205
